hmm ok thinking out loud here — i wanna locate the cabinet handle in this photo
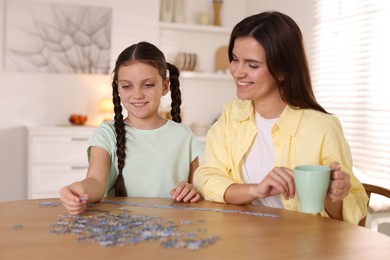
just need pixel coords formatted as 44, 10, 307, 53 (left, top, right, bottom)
71, 137, 89, 142
71, 166, 88, 170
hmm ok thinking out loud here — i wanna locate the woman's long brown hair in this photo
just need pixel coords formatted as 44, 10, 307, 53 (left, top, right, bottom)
228, 11, 328, 114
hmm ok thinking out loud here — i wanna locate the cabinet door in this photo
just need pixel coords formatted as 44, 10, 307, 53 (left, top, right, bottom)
29, 165, 87, 199
30, 135, 91, 164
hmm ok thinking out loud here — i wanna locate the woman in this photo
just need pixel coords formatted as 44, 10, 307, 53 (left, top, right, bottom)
193, 11, 368, 224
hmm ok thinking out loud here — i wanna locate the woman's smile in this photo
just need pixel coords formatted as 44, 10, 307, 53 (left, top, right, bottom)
237, 80, 254, 86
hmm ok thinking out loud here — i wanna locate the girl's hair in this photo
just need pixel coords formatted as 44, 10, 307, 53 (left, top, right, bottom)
109, 41, 182, 196
228, 11, 328, 114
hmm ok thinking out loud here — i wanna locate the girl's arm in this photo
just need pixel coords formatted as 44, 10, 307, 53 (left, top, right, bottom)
83, 146, 111, 201
170, 157, 201, 202
60, 146, 110, 214
188, 157, 199, 184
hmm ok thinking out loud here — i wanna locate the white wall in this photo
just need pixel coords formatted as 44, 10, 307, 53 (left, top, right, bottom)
0, 0, 312, 201
246, 0, 314, 64
0, 0, 160, 201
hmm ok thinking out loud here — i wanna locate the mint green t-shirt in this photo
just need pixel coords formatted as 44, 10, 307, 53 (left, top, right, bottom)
89, 120, 203, 198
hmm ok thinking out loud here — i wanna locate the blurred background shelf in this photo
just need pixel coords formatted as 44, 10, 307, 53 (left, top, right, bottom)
180, 71, 231, 80
159, 21, 231, 34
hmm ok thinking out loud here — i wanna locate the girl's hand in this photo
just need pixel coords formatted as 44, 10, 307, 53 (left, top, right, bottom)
170, 181, 201, 202
253, 166, 295, 200
327, 162, 351, 202
59, 182, 89, 215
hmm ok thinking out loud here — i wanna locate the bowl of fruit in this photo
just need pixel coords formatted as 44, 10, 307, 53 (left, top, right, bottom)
69, 114, 88, 126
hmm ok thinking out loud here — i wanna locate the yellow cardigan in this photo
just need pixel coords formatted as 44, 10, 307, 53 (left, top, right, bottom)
194, 100, 368, 224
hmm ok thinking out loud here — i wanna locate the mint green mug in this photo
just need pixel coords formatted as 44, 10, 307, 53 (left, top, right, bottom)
294, 165, 331, 214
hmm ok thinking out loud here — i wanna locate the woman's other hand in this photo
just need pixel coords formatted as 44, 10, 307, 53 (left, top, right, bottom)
327, 161, 351, 202
254, 166, 295, 200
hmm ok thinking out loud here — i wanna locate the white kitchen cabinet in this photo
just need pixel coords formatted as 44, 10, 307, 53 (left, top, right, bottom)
26, 125, 206, 199
27, 126, 95, 199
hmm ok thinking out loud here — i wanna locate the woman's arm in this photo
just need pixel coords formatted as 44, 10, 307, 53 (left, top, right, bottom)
324, 162, 351, 221
320, 117, 368, 224
224, 166, 295, 204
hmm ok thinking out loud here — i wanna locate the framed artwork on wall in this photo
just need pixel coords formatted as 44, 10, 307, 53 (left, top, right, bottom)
4, 0, 112, 74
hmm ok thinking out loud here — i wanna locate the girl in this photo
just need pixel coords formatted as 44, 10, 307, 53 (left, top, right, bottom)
193, 12, 368, 224
60, 42, 202, 215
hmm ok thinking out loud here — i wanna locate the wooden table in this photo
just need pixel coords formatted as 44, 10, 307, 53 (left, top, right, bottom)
1, 197, 389, 259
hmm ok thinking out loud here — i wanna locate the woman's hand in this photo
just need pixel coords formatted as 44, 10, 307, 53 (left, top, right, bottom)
323, 162, 351, 220
327, 162, 351, 202
59, 182, 89, 215
253, 166, 295, 200
170, 181, 201, 202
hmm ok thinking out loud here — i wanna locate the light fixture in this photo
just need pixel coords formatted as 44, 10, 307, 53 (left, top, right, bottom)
99, 98, 114, 121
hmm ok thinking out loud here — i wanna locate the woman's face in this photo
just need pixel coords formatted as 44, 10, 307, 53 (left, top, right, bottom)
229, 36, 280, 103
117, 61, 168, 127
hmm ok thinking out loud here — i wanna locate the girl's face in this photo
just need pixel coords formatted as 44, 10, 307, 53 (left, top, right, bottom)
117, 61, 169, 128
229, 36, 280, 104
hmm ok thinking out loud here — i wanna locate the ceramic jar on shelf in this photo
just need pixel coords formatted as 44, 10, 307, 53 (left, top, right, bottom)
160, 0, 186, 23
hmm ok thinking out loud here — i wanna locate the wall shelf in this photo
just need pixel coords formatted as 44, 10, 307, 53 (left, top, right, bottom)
157, 0, 239, 126
159, 22, 231, 34
180, 71, 231, 80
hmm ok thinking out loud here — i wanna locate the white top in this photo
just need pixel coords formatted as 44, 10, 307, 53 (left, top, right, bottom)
242, 112, 283, 209
89, 120, 203, 197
